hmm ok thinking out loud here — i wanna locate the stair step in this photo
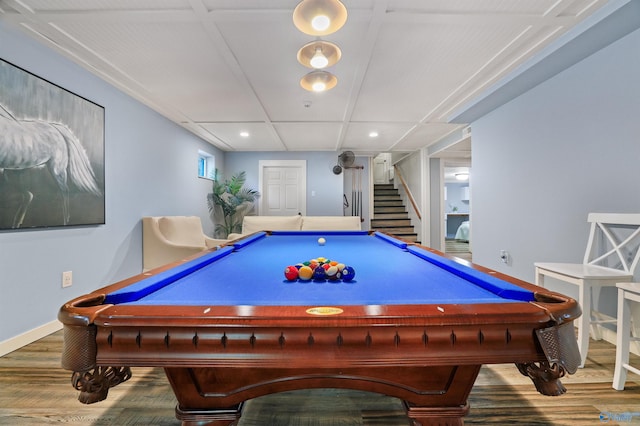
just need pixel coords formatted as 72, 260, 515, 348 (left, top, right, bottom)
372, 226, 416, 234
374, 189, 399, 197
374, 184, 395, 190
372, 184, 416, 242
374, 195, 401, 201
373, 213, 409, 220
374, 200, 404, 207
374, 206, 407, 214
371, 219, 412, 227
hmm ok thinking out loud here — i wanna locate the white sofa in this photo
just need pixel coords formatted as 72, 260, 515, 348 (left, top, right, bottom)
142, 216, 228, 271
227, 215, 361, 240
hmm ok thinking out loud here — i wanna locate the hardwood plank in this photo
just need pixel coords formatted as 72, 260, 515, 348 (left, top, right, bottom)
1, 331, 639, 425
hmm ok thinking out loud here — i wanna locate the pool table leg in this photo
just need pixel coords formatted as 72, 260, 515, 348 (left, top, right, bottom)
175, 403, 242, 426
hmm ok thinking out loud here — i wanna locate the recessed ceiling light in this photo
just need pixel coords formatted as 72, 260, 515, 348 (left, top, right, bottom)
369, 131, 379, 138
240, 131, 249, 138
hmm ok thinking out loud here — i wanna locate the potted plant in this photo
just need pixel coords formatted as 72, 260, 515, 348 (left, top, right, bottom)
207, 170, 259, 238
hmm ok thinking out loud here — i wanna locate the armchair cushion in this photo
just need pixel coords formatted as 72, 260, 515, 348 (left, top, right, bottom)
242, 215, 302, 234
301, 216, 361, 230
227, 215, 361, 241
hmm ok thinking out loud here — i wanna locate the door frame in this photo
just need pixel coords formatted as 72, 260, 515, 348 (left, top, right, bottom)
258, 160, 307, 216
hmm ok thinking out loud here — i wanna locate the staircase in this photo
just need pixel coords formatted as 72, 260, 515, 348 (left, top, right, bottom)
371, 184, 418, 242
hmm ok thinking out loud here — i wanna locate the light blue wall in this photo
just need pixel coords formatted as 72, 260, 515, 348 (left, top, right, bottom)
0, 21, 223, 343
225, 151, 346, 216
471, 27, 640, 312
445, 183, 470, 214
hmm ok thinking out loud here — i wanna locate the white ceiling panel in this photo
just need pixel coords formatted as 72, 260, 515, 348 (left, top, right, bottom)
342, 122, 415, 151
200, 122, 284, 151
273, 122, 344, 151
1, 0, 609, 155
393, 122, 462, 152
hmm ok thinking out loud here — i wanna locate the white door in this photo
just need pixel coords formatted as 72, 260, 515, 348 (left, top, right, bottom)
373, 154, 389, 184
259, 160, 307, 216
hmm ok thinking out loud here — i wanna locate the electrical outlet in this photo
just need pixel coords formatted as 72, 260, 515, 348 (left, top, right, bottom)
62, 271, 73, 288
500, 250, 509, 264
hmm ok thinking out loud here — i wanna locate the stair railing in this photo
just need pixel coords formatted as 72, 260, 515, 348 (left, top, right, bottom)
393, 164, 421, 220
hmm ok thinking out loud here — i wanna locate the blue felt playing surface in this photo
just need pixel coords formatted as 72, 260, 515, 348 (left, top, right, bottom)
107, 231, 534, 306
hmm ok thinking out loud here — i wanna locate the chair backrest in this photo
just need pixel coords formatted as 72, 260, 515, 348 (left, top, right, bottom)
584, 213, 640, 273
242, 215, 302, 234
156, 216, 206, 247
301, 216, 361, 231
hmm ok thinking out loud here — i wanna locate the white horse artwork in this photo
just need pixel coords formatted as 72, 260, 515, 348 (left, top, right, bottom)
0, 104, 101, 228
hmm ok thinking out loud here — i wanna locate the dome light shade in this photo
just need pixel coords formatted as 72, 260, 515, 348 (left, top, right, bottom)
293, 0, 348, 36
297, 40, 341, 69
300, 70, 338, 92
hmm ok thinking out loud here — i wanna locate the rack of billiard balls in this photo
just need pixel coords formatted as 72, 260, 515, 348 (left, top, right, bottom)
284, 257, 355, 282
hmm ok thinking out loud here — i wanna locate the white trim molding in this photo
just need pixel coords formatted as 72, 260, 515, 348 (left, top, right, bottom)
0, 320, 62, 357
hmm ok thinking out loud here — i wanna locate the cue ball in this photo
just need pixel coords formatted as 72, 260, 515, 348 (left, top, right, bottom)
318, 237, 326, 245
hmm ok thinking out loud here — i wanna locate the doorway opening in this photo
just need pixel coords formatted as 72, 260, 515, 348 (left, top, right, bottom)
444, 165, 471, 260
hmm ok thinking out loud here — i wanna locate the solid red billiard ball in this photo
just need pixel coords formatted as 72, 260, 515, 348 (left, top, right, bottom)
284, 266, 299, 281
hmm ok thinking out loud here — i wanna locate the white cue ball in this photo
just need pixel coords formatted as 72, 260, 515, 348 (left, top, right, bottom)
318, 237, 326, 246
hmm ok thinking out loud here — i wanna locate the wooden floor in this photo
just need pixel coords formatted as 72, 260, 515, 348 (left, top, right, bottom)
1, 331, 639, 425
445, 240, 472, 262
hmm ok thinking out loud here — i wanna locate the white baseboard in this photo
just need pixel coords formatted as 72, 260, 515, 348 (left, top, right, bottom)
0, 320, 63, 357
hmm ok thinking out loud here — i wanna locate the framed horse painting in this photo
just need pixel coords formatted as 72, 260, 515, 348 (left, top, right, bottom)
0, 58, 105, 230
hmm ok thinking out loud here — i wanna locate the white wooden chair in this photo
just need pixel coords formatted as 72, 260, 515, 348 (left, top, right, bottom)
535, 213, 640, 367
613, 282, 640, 390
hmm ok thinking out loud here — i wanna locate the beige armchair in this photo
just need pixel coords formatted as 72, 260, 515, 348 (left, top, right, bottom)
142, 216, 227, 271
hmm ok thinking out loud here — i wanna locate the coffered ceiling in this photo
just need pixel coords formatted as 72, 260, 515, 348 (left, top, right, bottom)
0, 0, 608, 154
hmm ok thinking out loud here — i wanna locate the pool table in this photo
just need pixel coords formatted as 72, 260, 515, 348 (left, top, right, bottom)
59, 230, 581, 426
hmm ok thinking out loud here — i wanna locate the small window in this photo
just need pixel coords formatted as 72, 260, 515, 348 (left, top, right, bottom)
198, 150, 215, 179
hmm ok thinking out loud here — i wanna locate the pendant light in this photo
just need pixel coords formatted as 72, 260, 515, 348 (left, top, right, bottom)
297, 40, 341, 69
293, 0, 348, 36
300, 70, 338, 92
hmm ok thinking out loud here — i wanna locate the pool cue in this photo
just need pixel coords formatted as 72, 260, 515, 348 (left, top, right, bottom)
351, 168, 355, 216
358, 167, 362, 219
353, 167, 357, 217
357, 166, 362, 219
353, 168, 360, 216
